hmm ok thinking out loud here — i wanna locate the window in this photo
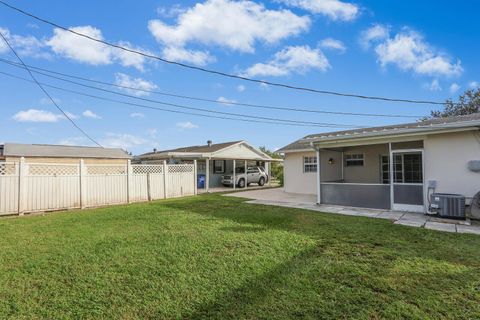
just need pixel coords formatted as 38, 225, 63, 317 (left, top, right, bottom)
247, 167, 259, 174
380, 155, 390, 184
345, 154, 364, 167
303, 156, 317, 173
381, 153, 423, 184
213, 160, 225, 173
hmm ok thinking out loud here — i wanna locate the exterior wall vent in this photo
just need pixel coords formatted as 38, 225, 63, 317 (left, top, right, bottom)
468, 160, 480, 172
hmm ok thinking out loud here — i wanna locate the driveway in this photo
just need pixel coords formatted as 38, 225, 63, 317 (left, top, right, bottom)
225, 188, 480, 235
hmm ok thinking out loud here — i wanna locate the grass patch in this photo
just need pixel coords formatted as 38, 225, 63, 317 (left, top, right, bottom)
1, 194, 479, 319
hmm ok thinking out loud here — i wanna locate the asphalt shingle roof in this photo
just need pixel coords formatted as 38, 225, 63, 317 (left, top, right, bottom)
278, 113, 480, 152
1, 143, 131, 159
139, 141, 242, 156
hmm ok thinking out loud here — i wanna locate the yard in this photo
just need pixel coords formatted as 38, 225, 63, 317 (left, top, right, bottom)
1, 194, 480, 319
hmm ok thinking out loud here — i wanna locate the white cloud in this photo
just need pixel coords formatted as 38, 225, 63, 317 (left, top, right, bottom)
364, 27, 462, 77
469, 81, 479, 89
58, 137, 90, 146
13, 109, 64, 123
82, 109, 101, 119
359, 24, 389, 49
236, 85, 246, 92
449, 83, 460, 94
46, 26, 148, 70
319, 38, 346, 53
161, 46, 214, 66
148, 0, 310, 54
100, 133, 147, 149
157, 4, 187, 18
114, 73, 158, 96
423, 79, 441, 91
130, 112, 145, 118
276, 0, 359, 21
217, 96, 237, 105
242, 45, 330, 77
0, 27, 49, 58
176, 121, 199, 129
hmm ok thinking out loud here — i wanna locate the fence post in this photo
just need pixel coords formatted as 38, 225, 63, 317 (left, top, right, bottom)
17, 157, 27, 215
126, 160, 132, 203
193, 160, 197, 195
146, 172, 152, 201
79, 159, 86, 209
163, 160, 168, 199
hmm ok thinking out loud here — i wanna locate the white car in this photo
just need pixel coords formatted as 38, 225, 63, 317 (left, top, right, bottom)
221, 166, 268, 188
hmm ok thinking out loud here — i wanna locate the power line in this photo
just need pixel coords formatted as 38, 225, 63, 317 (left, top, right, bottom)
0, 0, 454, 106
0, 30, 103, 147
0, 70, 365, 128
0, 64, 365, 128
0, 58, 423, 119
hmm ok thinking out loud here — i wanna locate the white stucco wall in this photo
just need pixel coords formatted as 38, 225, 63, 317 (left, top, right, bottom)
283, 150, 342, 195
424, 130, 480, 201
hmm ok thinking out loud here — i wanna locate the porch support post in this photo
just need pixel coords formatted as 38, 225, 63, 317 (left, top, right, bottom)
389, 142, 394, 210
193, 159, 198, 195
233, 160, 236, 190
206, 158, 210, 193
266, 161, 271, 186
316, 148, 321, 205
244, 160, 248, 188
341, 151, 344, 181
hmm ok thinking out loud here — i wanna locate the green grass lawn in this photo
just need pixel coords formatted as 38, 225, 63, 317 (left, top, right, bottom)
1, 194, 480, 319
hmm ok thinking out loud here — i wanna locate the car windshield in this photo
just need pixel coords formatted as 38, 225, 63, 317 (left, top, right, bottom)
235, 167, 245, 174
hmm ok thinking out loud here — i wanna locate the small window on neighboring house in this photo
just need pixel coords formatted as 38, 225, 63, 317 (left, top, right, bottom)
213, 160, 225, 173
303, 156, 317, 173
345, 154, 364, 167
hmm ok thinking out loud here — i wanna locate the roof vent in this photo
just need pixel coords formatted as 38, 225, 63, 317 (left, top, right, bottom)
207, 140, 212, 147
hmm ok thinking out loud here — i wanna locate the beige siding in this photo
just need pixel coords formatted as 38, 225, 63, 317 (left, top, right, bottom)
283, 150, 342, 195
424, 131, 480, 201
343, 144, 388, 183
213, 143, 265, 159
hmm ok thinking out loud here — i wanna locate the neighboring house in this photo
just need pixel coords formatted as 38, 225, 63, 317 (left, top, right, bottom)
135, 140, 277, 190
0, 143, 131, 164
278, 113, 480, 213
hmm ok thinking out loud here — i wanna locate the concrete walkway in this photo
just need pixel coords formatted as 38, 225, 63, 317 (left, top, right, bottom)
226, 188, 480, 235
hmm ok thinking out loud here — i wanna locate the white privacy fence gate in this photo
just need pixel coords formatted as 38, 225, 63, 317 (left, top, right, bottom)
0, 159, 197, 216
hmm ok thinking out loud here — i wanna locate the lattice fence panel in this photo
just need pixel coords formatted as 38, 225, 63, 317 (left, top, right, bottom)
28, 163, 79, 176
132, 165, 164, 175
0, 162, 17, 176
168, 164, 194, 173
86, 165, 127, 175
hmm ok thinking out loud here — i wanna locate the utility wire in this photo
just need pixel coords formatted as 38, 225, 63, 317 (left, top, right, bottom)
0, 70, 364, 128
0, 0, 456, 106
0, 58, 422, 119
0, 31, 102, 147
0, 65, 365, 128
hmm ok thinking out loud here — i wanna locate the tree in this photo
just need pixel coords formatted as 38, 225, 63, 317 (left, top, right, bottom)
426, 87, 480, 119
259, 146, 284, 186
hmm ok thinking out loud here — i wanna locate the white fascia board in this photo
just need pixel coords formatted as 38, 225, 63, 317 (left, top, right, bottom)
311, 126, 479, 148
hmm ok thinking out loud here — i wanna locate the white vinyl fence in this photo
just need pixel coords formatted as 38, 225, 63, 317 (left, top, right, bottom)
0, 159, 197, 216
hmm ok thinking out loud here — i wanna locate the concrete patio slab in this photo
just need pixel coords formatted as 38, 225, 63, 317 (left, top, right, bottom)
394, 220, 426, 228
424, 222, 457, 233
456, 225, 480, 235
224, 188, 480, 235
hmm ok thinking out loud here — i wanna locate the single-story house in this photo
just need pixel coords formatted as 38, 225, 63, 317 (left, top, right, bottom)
0, 143, 131, 164
278, 113, 480, 213
135, 140, 279, 190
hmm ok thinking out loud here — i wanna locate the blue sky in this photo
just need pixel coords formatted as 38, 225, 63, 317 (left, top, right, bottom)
0, 0, 479, 154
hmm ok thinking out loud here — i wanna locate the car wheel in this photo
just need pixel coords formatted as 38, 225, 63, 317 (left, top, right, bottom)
258, 177, 265, 186
238, 179, 245, 188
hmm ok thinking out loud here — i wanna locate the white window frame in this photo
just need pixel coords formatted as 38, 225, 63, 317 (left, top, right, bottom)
303, 156, 317, 173
345, 153, 364, 167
